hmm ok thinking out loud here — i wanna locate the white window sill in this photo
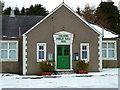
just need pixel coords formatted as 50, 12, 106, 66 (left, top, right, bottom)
81, 59, 89, 60
0, 59, 18, 62
102, 58, 117, 60
37, 59, 46, 62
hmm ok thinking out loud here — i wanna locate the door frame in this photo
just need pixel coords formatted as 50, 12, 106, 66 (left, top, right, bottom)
55, 43, 73, 71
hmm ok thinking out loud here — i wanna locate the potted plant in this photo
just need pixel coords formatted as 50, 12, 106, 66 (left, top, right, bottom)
76, 60, 89, 74
40, 61, 54, 75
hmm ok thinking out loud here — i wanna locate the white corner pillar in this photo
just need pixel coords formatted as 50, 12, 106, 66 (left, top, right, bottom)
98, 35, 103, 72
22, 35, 27, 75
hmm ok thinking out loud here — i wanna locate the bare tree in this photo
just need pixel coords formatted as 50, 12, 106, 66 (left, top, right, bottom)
76, 7, 82, 16
76, 3, 96, 23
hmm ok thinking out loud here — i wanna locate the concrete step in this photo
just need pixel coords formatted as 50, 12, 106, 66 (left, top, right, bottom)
55, 71, 75, 75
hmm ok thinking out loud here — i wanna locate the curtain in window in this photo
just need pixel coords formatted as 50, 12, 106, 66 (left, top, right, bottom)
81, 44, 89, 60
39, 51, 44, 59
82, 51, 87, 59
37, 43, 46, 61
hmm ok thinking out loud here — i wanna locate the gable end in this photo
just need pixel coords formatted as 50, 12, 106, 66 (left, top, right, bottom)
23, 3, 102, 36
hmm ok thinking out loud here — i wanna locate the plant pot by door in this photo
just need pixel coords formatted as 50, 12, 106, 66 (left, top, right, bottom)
41, 72, 52, 75
77, 70, 88, 74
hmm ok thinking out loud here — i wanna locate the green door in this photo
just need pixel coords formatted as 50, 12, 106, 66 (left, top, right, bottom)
57, 45, 70, 69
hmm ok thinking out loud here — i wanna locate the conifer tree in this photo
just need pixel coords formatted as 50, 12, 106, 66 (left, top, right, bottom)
14, 7, 20, 15
3, 7, 11, 15
95, 2, 120, 34
21, 7, 26, 15
26, 4, 49, 16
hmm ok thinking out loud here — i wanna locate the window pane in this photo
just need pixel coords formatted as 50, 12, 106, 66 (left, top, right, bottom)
82, 51, 87, 59
39, 51, 44, 59
82, 46, 87, 50
0, 42, 1, 49
1, 50, 8, 59
39, 46, 41, 50
102, 43, 107, 48
9, 42, 16, 49
39, 51, 41, 59
64, 46, 69, 56
41, 46, 43, 50
39, 46, 43, 50
57, 47, 62, 56
108, 50, 114, 58
108, 43, 114, 48
102, 50, 107, 58
1, 42, 8, 49
9, 50, 16, 59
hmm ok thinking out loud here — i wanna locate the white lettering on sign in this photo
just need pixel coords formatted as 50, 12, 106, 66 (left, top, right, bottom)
53, 31, 73, 44
56, 35, 71, 43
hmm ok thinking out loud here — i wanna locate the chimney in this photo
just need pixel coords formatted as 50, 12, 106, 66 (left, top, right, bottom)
107, 0, 112, 2
10, 8, 15, 17
19, 27, 21, 38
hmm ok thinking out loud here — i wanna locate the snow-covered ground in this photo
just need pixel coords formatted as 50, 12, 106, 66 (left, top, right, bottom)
0, 68, 118, 88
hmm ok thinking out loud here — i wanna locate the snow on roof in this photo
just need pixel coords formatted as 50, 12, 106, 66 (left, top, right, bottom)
90, 24, 118, 38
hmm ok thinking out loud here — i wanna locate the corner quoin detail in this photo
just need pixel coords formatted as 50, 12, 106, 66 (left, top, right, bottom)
98, 35, 103, 72
23, 35, 27, 75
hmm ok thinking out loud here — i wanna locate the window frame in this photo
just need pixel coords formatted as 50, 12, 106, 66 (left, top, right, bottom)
37, 43, 46, 62
0, 40, 18, 62
102, 41, 117, 60
80, 43, 89, 61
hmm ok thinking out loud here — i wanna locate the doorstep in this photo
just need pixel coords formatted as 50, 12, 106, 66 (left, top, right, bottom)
54, 70, 74, 75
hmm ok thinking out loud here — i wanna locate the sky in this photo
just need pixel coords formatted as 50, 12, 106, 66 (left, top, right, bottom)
2, 0, 120, 12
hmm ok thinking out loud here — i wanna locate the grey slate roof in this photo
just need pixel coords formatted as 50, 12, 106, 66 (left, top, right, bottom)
2, 15, 44, 38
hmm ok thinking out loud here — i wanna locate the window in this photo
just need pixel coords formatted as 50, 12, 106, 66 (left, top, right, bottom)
81, 43, 89, 60
37, 43, 46, 61
0, 41, 18, 61
57, 46, 62, 56
64, 46, 70, 56
102, 41, 117, 60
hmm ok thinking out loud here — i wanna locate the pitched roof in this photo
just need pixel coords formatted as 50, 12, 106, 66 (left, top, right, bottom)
23, 3, 102, 36
2, 3, 118, 39
2, 15, 44, 38
90, 24, 118, 38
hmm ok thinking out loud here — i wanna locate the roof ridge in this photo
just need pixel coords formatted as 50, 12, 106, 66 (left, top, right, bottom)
3, 15, 45, 17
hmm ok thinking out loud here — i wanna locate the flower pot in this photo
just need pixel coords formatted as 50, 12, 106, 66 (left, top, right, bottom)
41, 72, 52, 75
77, 70, 88, 74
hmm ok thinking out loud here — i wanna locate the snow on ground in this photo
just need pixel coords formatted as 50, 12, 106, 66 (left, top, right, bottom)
0, 68, 118, 88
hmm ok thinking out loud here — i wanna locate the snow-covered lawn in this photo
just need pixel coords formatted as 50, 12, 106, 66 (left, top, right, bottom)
0, 68, 118, 88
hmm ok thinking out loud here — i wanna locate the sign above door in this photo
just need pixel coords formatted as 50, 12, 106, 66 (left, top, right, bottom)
53, 31, 74, 44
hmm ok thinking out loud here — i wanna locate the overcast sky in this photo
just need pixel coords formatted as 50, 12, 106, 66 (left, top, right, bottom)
2, 0, 120, 12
